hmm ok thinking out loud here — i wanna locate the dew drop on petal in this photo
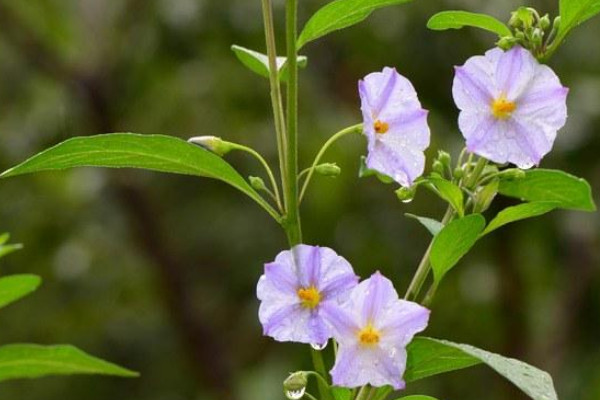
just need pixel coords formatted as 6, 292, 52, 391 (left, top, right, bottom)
311, 341, 328, 351
286, 388, 306, 400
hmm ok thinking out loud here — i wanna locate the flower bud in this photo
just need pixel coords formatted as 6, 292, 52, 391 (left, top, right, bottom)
395, 185, 417, 203
188, 136, 234, 156
453, 167, 464, 180
315, 163, 341, 177
473, 180, 499, 213
432, 160, 444, 175
283, 371, 308, 393
539, 14, 551, 30
553, 16, 561, 31
499, 168, 526, 180
249, 176, 267, 191
497, 36, 517, 50
437, 150, 451, 168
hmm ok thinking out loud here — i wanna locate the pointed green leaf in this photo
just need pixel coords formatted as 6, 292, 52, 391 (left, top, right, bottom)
1, 134, 279, 220
405, 337, 481, 382
230, 45, 307, 82
427, 11, 512, 37
298, 0, 413, 49
559, 0, 600, 37
405, 213, 443, 236
428, 177, 464, 217
406, 338, 558, 400
498, 169, 596, 212
430, 214, 485, 283
0, 275, 41, 309
482, 201, 559, 235
0, 344, 138, 381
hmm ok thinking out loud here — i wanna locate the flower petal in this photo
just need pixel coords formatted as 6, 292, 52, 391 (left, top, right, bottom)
495, 46, 536, 100
452, 49, 500, 111
380, 300, 430, 347
320, 302, 360, 344
366, 139, 425, 187
385, 108, 430, 150
360, 272, 399, 327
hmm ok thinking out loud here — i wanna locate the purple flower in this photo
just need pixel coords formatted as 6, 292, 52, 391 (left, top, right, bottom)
453, 46, 568, 168
257, 245, 359, 345
359, 67, 430, 187
323, 272, 429, 389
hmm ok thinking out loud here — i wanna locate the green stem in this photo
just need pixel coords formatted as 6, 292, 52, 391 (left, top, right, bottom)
305, 370, 331, 390
370, 386, 393, 400
311, 349, 333, 400
261, 0, 288, 200
403, 206, 454, 301
354, 385, 372, 400
300, 124, 363, 203
231, 143, 283, 211
283, 0, 302, 246
304, 393, 319, 400
465, 157, 487, 190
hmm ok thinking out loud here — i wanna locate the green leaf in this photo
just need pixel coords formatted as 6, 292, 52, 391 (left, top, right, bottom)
405, 337, 480, 382
428, 177, 464, 217
230, 45, 307, 82
498, 169, 596, 212
298, 0, 412, 49
482, 201, 559, 235
0, 243, 23, 259
396, 396, 439, 400
559, 0, 600, 37
430, 214, 485, 283
405, 213, 444, 236
406, 338, 558, 400
427, 11, 512, 37
1, 134, 279, 220
0, 233, 10, 245
405, 337, 558, 400
331, 387, 352, 400
0, 275, 41, 309
0, 344, 138, 381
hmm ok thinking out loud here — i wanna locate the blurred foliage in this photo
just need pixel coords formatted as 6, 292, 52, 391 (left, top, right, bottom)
0, 0, 598, 399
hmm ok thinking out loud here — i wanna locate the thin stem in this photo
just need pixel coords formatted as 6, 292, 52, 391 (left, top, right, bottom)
354, 386, 372, 400
261, 0, 288, 199
311, 349, 333, 400
230, 143, 283, 211
305, 371, 331, 390
304, 392, 319, 400
371, 386, 393, 400
403, 206, 454, 301
283, 0, 302, 245
466, 157, 488, 190
299, 124, 363, 202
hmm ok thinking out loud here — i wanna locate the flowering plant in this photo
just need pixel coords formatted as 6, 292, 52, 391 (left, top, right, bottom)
0, 1, 598, 399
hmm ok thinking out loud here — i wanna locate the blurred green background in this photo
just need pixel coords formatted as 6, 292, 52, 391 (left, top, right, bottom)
0, 0, 598, 399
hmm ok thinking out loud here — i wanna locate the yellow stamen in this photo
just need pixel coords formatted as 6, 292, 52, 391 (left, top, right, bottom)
374, 120, 389, 134
358, 325, 380, 346
297, 286, 321, 309
491, 95, 517, 120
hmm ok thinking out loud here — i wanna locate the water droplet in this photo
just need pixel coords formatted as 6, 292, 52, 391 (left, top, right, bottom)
311, 341, 328, 351
402, 198, 413, 204
286, 388, 306, 400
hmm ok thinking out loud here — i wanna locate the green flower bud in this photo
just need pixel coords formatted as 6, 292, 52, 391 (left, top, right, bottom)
453, 167, 464, 180
283, 371, 308, 393
553, 16, 561, 31
188, 135, 234, 156
395, 185, 417, 203
249, 176, 267, 191
499, 168, 526, 180
437, 150, 451, 168
315, 163, 341, 177
473, 180, 499, 213
539, 14, 551, 30
432, 160, 444, 175
497, 36, 517, 50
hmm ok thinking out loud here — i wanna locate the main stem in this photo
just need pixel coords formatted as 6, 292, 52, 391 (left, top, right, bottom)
283, 0, 302, 246
260, 0, 288, 202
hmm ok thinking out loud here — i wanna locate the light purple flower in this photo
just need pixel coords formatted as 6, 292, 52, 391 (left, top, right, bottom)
323, 272, 429, 390
257, 245, 359, 345
453, 45, 568, 168
359, 67, 430, 187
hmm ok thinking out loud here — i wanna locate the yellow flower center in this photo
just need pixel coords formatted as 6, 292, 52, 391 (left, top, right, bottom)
358, 325, 381, 346
297, 286, 321, 309
374, 120, 389, 134
491, 95, 517, 120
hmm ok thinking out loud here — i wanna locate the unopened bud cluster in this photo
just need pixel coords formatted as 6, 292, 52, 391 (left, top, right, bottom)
497, 7, 560, 58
